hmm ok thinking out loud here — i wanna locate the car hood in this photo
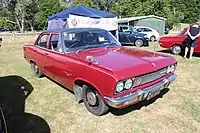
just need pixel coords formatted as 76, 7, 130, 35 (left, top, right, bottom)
70, 47, 176, 80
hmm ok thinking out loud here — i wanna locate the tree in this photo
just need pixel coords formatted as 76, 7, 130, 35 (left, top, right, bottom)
35, 0, 63, 30
1, 0, 36, 32
26, 0, 38, 31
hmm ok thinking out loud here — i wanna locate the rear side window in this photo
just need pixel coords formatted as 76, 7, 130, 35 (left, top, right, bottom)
137, 28, 143, 32
144, 28, 152, 32
36, 34, 49, 48
49, 34, 62, 52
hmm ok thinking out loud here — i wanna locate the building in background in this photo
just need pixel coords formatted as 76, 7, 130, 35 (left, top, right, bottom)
118, 15, 166, 35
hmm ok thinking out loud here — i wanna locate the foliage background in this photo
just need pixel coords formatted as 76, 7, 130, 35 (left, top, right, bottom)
0, 0, 200, 32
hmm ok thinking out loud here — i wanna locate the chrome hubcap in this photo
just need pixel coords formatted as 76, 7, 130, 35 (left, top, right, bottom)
151, 37, 155, 41
174, 46, 181, 53
34, 64, 39, 73
87, 91, 97, 106
135, 40, 143, 46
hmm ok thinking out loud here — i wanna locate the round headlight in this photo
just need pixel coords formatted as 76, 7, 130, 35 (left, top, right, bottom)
166, 66, 171, 73
116, 82, 124, 92
170, 65, 175, 72
124, 79, 133, 89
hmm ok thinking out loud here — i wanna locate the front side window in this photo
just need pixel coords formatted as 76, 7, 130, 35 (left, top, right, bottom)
62, 30, 121, 52
36, 34, 49, 48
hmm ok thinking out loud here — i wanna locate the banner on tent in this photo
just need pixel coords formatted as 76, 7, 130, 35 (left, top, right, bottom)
68, 15, 118, 31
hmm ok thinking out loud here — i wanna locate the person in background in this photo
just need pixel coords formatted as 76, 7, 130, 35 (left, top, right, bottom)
184, 19, 200, 60
0, 38, 2, 47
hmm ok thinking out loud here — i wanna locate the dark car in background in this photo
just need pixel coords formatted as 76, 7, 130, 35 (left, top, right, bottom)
118, 25, 149, 47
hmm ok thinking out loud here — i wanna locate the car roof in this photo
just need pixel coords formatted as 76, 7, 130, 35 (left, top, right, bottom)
43, 28, 107, 33
134, 26, 153, 29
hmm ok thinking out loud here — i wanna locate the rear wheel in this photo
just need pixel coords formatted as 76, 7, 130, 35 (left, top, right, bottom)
134, 39, 144, 47
150, 36, 156, 42
31, 63, 43, 78
171, 45, 182, 55
83, 86, 109, 116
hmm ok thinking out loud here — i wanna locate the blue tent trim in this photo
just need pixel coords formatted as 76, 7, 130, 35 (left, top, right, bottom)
48, 5, 116, 20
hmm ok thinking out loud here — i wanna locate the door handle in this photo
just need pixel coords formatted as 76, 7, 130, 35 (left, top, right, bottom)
33, 49, 37, 52
45, 52, 49, 55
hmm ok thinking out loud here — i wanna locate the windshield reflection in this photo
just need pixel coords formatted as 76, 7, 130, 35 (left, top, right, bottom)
62, 30, 121, 52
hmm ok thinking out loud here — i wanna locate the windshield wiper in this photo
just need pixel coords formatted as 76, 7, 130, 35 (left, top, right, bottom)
75, 44, 100, 54
105, 43, 118, 49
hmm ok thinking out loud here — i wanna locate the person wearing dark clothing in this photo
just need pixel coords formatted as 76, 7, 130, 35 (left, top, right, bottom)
184, 20, 200, 59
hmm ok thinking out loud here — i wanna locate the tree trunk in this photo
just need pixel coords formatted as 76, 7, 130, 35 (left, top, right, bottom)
14, 14, 22, 32
30, 25, 34, 32
21, 10, 25, 33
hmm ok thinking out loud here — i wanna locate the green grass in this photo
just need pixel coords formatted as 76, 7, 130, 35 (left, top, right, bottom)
0, 36, 200, 133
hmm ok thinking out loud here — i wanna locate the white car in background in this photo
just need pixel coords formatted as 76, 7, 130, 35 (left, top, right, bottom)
132, 26, 160, 42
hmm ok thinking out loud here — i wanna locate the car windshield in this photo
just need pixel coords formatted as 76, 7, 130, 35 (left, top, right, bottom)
62, 30, 121, 52
130, 27, 136, 32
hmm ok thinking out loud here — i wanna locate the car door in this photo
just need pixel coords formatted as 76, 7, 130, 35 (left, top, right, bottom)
119, 27, 135, 44
118, 27, 128, 44
142, 28, 152, 39
44, 33, 74, 89
194, 37, 200, 53
32, 33, 50, 72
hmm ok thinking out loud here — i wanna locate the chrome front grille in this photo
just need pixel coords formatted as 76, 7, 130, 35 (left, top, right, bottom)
134, 67, 167, 87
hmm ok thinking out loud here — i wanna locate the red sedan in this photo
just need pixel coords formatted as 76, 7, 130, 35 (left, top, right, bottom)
159, 28, 200, 55
24, 28, 177, 115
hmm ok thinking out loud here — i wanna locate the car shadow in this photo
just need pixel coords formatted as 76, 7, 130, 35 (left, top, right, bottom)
109, 88, 169, 116
0, 75, 50, 133
45, 76, 74, 95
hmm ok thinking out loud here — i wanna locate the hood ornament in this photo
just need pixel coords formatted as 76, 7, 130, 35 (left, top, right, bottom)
86, 56, 99, 65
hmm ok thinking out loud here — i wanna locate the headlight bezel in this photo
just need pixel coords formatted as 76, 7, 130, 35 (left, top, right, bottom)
124, 79, 133, 90
166, 64, 176, 74
115, 82, 124, 93
115, 63, 177, 94
115, 78, 134, 93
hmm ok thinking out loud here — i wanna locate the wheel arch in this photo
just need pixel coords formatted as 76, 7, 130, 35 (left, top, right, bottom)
29, 60, 35, 64
73, 78, 103, 103
171, 43, 183, 48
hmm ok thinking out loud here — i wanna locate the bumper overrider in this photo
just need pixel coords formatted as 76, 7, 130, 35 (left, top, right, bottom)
104, 74, 177, 108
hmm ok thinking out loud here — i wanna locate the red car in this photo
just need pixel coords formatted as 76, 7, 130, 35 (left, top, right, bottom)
159, 28, 200, 55
23, 28, 177, 115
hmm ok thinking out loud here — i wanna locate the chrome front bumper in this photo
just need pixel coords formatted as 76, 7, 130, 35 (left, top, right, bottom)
104, 74, 177, 108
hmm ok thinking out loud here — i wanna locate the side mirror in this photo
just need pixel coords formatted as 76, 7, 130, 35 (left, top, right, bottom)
86, 56, 99, 65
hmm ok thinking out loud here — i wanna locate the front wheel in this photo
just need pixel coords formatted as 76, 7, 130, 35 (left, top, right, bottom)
171, 45, 182, 55
83, 86, 109, 116
134, 39, 144, 47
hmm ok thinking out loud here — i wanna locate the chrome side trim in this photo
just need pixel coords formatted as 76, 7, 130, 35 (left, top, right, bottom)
104, 74, 177, 108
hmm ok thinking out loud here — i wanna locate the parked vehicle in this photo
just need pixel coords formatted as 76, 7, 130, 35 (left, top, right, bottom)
132, 26, 160, 42
158, 27, 200, 55
118, 25, 149, 47
164, 24, 172, 35
23, 28, 177, 116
